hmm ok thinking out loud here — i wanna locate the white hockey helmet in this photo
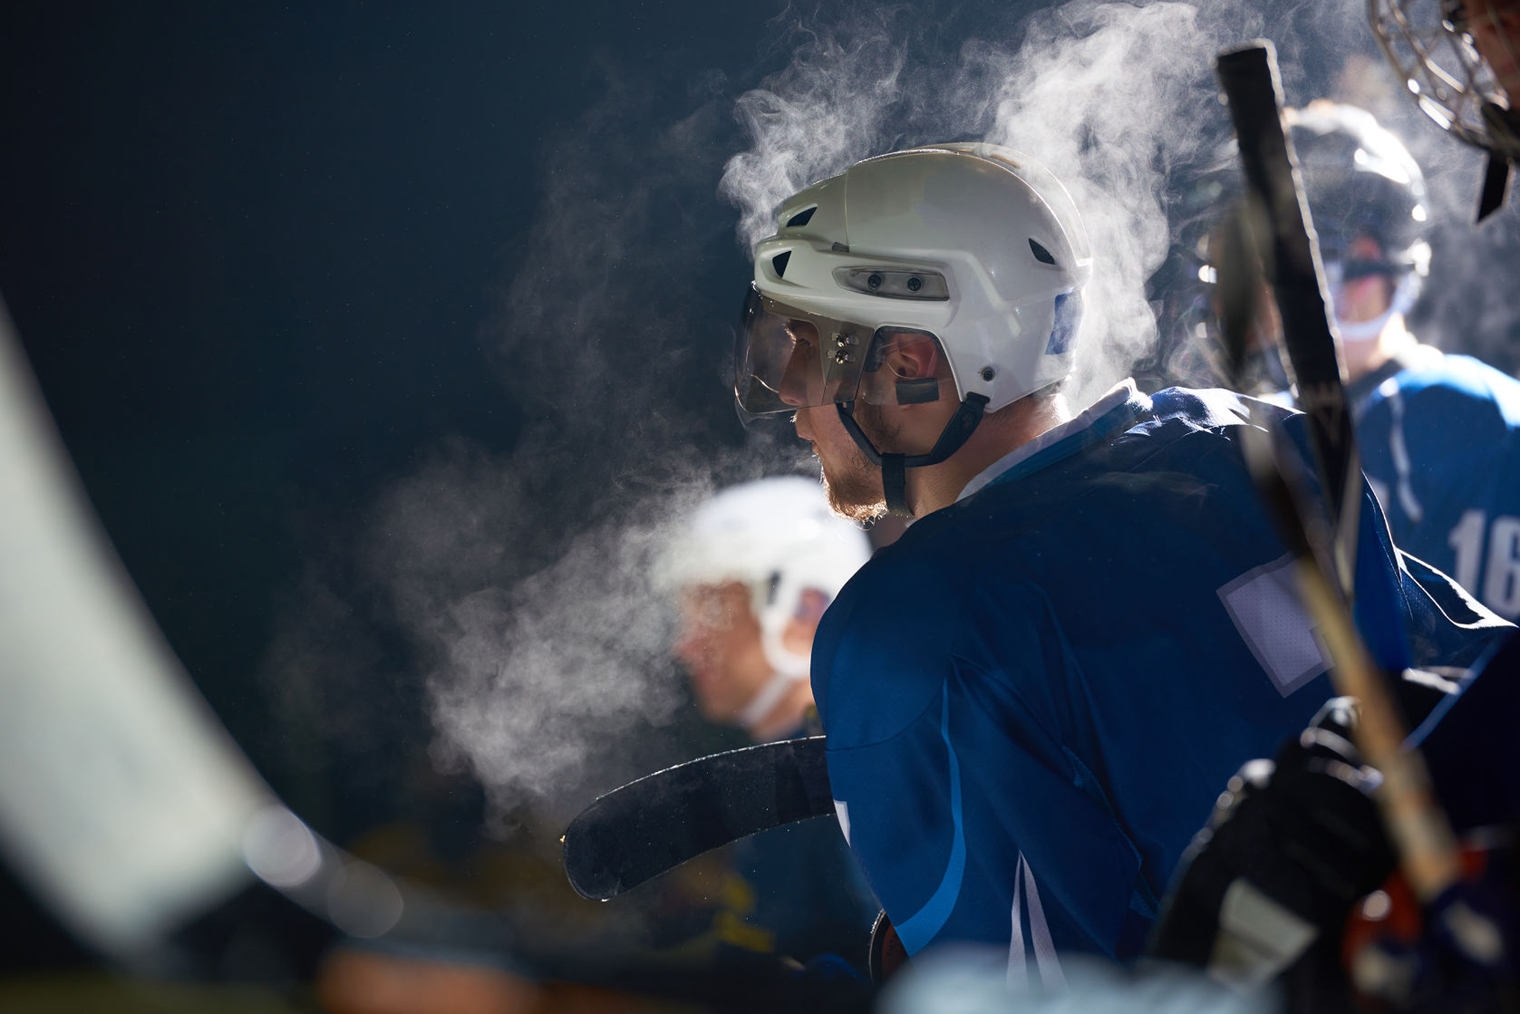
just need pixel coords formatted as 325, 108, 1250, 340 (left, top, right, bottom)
737, 142, 1092, 417
734, 143, 1092, 513
659, 476, 870, 681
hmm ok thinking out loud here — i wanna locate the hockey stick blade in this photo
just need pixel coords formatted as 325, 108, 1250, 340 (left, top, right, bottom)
1216, 42, 1362, 597
563, 736, 834, 901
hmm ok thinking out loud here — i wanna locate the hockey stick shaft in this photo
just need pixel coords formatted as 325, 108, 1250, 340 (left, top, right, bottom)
1216, 43, 1361, 597
1215, 43, 1461, 903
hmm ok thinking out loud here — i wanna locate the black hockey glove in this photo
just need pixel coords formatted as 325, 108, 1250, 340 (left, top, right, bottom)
1147, 697, 1395, 988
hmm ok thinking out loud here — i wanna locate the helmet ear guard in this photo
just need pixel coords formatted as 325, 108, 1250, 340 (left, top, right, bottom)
838, 325, 989, 515
894, 377, 941, 404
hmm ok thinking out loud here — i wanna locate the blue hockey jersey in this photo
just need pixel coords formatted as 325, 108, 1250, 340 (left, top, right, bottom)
812, 383, 1505, 983
1357, 353, 1520, 621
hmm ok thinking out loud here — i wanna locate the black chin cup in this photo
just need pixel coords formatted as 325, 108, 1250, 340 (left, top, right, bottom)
835, 393, 990, 516
1477, 103, 1518, 222
1478, 151, 1512, 222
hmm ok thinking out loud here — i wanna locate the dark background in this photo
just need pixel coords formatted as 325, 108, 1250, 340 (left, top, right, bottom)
0, 1, 781, 820
0, 2, 793, 970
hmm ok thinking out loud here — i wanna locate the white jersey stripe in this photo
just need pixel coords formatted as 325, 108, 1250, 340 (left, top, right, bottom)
1382, 383, 1424, 524
1006, 855, 1028, 992
1021, 854, 1067, 990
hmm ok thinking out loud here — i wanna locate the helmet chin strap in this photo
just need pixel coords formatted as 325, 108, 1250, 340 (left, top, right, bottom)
738, 634, 811, 736
736, 669, 806, 735
835, 394, 990, 516
1335, 272, 1419, 344
1336, 310, 1395, 344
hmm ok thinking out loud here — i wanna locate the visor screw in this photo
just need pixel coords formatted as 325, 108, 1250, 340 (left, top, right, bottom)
906, 276, 923, 292
867, 273, 883, 289
980, 366, 996, 382
835, 351, 852, 364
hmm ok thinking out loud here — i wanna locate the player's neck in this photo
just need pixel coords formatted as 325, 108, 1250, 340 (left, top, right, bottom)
907, 392, 1072, 516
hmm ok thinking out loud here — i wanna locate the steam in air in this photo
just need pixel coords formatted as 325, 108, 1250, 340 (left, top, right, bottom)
720, 2, 1241, 407
261, 65, 803, 830
263, 0, 1517, 837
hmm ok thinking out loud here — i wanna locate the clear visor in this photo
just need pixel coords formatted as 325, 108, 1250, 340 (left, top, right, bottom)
734, 285, 936, 417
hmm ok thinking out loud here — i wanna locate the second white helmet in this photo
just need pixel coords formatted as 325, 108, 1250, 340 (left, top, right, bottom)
659, 476, 870, 678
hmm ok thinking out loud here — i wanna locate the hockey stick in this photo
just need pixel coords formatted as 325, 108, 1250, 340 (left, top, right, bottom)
1216, 44, 1362, 599
562, 736, 834, 900
1214, 42, 1462, 905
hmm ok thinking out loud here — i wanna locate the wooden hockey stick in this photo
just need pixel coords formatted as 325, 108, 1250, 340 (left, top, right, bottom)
1214, 41, 1462, 904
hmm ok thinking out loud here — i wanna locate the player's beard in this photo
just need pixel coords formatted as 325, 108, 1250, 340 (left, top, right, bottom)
819, 401, 898, 524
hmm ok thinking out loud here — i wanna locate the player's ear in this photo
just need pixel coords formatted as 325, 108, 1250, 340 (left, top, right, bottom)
879, 331, 950, 406
882, 332, 942, 381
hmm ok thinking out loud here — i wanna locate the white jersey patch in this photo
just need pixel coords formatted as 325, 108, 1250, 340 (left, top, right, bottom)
1217, 553, 1330, 697
833, 799, 851, 846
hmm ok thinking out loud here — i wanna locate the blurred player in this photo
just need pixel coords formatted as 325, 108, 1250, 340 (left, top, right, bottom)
1175, 102, 1520, 619
659, 476, 878, 972
730, 142, 1504, 980
1148, 91, 1520, 1013
1293, 102, 1520, 622
666, 477, 869, 743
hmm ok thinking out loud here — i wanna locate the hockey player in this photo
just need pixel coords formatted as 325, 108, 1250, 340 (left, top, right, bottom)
665, 477, 870, 743
658, 476, 878, 971
1274, 103, 1520, 621
1141, 24, 1520, 1003
732, 143, 1506, 977
1176, 102, 1520, 619
1284, 102, 1434, 407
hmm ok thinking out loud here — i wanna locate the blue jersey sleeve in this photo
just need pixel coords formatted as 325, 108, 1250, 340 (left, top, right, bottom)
815, 570, 1157, 965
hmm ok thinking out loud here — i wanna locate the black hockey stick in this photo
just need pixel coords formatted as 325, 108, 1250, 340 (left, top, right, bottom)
1216, 43, 1362, 600
562, 736, 834, 900
1215, 42, 1462, 905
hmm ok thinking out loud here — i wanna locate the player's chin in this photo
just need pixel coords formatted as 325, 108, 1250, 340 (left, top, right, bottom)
821, 468, 887, 525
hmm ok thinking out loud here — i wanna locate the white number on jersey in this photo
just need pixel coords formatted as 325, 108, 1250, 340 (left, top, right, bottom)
1447, 509, 1520, 618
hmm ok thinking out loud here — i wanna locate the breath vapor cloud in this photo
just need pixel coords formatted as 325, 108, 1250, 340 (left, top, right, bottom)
720, 2, 1243, 408
264, 0, 1517, 843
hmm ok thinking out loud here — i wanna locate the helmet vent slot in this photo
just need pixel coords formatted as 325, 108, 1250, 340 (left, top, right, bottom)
1028, 239, 1057, 265
771, 250, 792, 278
784, 206, 818, 228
